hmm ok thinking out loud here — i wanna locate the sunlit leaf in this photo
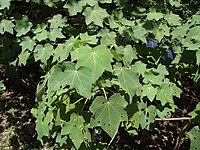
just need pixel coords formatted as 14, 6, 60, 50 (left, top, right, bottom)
77, 45, 113, 80
83, 5, 109, 27
90, 93, 128, 137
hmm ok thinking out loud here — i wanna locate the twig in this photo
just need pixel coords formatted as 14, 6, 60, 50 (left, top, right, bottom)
102, 87, 108, 100
155, 117, 191, 121
108, 129, 118, 147
74, 97, 84, 104
173, 122, 191, 150
81, 98, 88, 112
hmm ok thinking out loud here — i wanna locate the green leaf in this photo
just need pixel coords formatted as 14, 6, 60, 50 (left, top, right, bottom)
15, 15, 33, 37
131, 25, 147, 43
0, 19, 14, 34
48, 63, 95, 98
188, 103, 200, 121
164, 13, 181, 26
61, 113, 90, 149
187, 126, 200, 150
33, 30, 49, 41
56, 133, 68, 147
143, 70, 163, 85
147, 11, 163, 21
98, 29, 116, 46
132, 61, 147, 76
64, 1, 86, 16
48, 14, 67, 29
83, 5, 109, 27
154, 23, 170, 42
142, 84, 157, 101
77, 45, 113, 80
118, 67, 141, 103
49, 28, 65, 41
156, 83, 174, 106
190, 15, 200, 26
80, 32, 98, 45
0, 80, 5, 92
0, 0, 11, 10
52, 43, 70, 63
169, 0, 181, 7
157, 103, 177, 119
171, 24, 189, 40
108, 16, 120, 29
123, 45, 137, 65
18, 50, 31, 66
19, 36, 36, 52
34, 43, 54, 64
196, 50, 200, 65
90, 93, 128, 137
33, 23, 47, 34
131, 104, 156, 129
35, 101, 49, 141
186, 26, 200, 41
99, 0, 112, 3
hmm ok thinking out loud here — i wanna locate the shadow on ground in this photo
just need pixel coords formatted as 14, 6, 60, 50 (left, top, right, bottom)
0, 85, 41, 149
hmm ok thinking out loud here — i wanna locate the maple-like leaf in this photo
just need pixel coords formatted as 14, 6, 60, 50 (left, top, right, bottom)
83, 5, 109, 27
90, 93, 128, 137
0, 19, 14, 34
48, 62, 94, 98
118, 67, 141, 103
77, 45, 113, 80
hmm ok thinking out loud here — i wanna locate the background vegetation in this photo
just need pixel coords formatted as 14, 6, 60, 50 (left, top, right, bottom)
0, 0, 200, 149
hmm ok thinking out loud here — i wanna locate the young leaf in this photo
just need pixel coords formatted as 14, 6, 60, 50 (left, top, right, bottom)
61, 113, 90, 149
142, 84, 158, 101
0, 19, 14, 34
80, 32, 98, 45
64, 0, 86, 16
154, 23, 170, 42
90, 93, 128, 138
52, 43, 70, 63
19, 36, 36, 52
49, 28, 65, 41
77, 45, 113, 80
34, 43, 54, 64
83, 5, 109, 27
156, 83, 174, 106
131, 25, 147, 43
123, 45, 137, 65
164, 13, 181, 26
15, 15, 33, 37
48, 14, 67, 29
118, 67, 141, 103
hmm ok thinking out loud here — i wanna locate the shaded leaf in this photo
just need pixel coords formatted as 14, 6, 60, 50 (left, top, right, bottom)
118, 67, 141, 103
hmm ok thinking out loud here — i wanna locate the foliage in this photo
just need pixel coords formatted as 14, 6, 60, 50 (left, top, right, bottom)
0, 0, 200, 149
187, 126, 200, 150
0, 80, 5, 92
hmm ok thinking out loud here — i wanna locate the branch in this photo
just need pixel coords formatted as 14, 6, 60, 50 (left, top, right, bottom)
155, 117, 191, 121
